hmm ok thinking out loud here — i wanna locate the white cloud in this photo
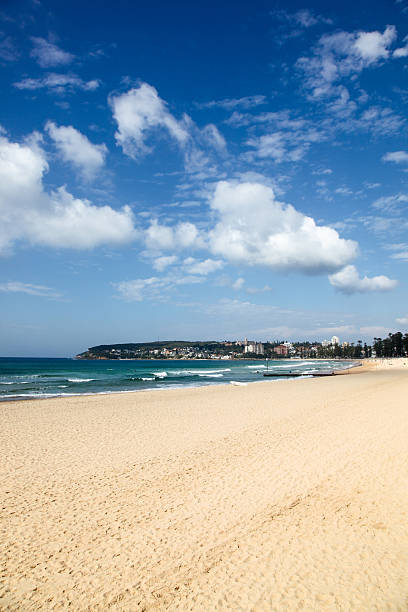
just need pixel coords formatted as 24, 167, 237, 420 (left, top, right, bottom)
144, 219, 203, 251
110, 83, 226, 176
208, 180, 357, 273
0, 134, 136, 253
292, 9, 320, 27
372, 193, 408, 211
115, 273, 203, 302
247, 132, 307, 162
196, 95, 267, 110
298, 26, 397, 99
0, 281, 61, 298
382, 150, 408, 164
152, 255, 178, 271
183, 257, 223, 275
335, 186, 353, 195
46, 122, 107, 180
14, 73, 100, 94
393, 45, 408, 58
354, 26, 396, 62
201, 124, 226, 152
353, 106, 405, 136
390, 251, 408, 261
246, 284, 273, 294
110, 83, 189, 159
231, 111, 325, 161
232, 277, 245, 290
396, 315, 408, 325
329, 265, 398, 294
115, 277, 165, 302
30, 37, 74, 68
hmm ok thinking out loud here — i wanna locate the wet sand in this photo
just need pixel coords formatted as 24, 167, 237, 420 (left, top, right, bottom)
1, 359, 408, 610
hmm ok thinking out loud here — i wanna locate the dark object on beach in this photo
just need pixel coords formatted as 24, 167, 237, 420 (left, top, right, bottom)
263, 370, 336, 377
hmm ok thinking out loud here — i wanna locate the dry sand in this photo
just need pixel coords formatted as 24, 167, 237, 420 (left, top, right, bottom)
1, 359, 408, 610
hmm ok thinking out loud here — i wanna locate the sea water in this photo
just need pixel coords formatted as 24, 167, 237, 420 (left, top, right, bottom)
0, 357, 354, 401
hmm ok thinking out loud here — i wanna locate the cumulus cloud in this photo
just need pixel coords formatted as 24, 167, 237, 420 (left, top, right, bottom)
329, 265, 398, 294
208, 180, 357, 273
0, 134, 135, 254
382, 150, 408, 164
354, 26, 396, 61
0, 281, 61, 298
46, 122, 107, 180
396, 315, 408, 325
110, 83, 226, 174
30, 37, 74, 68
14, 73, 100, 94
110, 83, 189, 158
144, 219, 203, 251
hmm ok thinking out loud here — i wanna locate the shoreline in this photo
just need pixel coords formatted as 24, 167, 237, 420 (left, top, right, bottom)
1, 359, 408, 609
0, 358, 361, 404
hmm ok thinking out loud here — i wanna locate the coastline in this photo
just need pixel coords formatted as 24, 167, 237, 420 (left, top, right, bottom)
0, 358, 360, 403
1, 359, 408, 609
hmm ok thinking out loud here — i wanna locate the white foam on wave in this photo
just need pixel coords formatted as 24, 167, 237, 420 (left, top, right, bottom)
67, 378, 95, 383
230, 381, 248, 386
153, 371, 167, 378
178, 368, 231, 375
0, 382, 13, 385
198, 373, 223, 378
268, 364, 299, 369
247, 365, 266, 369
141, 377, 155, 381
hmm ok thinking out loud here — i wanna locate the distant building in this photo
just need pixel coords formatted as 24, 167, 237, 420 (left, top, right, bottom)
331, 336, 339, 346
273, 344, 288, 356
321, 339, 330, 347
244, 341, 264, 355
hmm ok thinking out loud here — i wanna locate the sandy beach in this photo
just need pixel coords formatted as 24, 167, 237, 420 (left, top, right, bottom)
1, 359, 408, 610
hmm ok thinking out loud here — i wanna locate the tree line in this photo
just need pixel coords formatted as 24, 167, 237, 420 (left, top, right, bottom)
372, 332, 408, 358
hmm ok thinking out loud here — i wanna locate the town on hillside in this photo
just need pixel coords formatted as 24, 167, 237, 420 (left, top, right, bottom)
75, 334, 408, 360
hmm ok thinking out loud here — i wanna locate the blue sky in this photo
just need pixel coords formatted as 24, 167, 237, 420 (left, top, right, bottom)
1, 0, 407, 356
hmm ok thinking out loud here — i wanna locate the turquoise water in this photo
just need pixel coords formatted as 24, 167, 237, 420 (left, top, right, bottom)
0, 358, 354, 401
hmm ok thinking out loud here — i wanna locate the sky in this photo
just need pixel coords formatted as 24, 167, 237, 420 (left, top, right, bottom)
0, 0, 408, 356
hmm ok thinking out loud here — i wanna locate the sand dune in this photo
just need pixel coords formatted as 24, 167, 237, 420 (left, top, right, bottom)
1, 360, 408, 610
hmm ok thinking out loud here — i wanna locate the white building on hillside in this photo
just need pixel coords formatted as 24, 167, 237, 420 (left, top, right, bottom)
244, 341, 264, 355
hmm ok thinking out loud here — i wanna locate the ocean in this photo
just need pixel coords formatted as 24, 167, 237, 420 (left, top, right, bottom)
0, 357, 354, 401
